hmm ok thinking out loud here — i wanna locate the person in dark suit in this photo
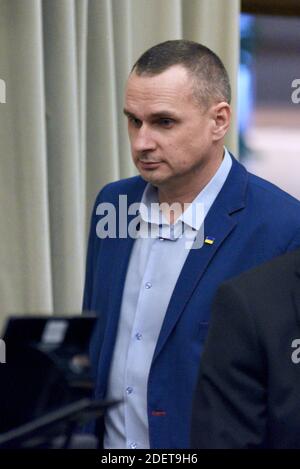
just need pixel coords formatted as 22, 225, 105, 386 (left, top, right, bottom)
191, 248, 300, 449
83, 40, 300, 449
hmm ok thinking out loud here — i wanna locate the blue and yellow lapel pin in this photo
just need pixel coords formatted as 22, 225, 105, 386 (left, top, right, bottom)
204, 236, 215, 245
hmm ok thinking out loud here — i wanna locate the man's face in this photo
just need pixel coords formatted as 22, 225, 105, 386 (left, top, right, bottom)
124, 65, 224, 192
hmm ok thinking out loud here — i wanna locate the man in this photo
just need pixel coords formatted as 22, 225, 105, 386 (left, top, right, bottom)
191, 248, 300, 449
83, 40, 300, 449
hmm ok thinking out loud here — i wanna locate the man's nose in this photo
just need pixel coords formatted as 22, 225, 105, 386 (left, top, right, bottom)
132, 125, 157, 153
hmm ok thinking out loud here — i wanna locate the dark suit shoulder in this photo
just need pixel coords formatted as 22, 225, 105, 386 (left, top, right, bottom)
224, 248, 300, 300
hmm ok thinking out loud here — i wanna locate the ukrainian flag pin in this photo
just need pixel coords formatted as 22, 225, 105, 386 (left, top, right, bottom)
204, 236, 215, 245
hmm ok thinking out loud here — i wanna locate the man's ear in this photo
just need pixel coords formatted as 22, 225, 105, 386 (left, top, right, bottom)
211, 102, 231, 141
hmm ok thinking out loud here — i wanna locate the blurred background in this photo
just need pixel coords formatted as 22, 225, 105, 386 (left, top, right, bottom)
238, 9, 300, 200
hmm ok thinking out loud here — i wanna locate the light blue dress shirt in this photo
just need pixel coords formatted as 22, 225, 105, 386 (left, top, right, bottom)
104, 149, 232, 449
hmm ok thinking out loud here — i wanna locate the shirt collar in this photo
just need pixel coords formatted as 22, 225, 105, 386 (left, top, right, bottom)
139, 147, 232, 231
180, 148, 232, 230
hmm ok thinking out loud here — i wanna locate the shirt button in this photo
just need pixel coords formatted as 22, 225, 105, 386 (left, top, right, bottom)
135, 332, 142, 340
126, 386, 133, 395
145, 282, 152, 289
130, 442, 137, 449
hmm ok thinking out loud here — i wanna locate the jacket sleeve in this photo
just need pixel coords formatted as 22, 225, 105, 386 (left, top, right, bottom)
191, 282, 268, 448
82, 190, 104, 312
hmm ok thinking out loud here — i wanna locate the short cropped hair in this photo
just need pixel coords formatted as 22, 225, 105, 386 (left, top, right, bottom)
131, 40, 231, 107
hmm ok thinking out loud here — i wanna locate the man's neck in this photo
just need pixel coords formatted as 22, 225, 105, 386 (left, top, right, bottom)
158, 149, 224, 207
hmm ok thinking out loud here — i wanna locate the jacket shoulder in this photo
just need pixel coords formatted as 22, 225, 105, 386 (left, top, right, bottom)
225, 248, 300, 296
247, 172, 300, 208
94, 176, 146, 204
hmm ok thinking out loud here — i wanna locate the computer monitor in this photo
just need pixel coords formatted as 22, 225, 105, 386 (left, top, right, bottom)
0, 315, 97, 434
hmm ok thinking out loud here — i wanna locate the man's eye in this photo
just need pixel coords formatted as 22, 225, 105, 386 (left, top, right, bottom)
128, 116, 142, 128
158, 118, 174, 127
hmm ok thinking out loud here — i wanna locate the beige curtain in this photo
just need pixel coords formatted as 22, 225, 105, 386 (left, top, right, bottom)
0, 0, 240, 328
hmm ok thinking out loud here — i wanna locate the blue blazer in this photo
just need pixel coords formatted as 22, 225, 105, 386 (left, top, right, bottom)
83, 155, 300, 448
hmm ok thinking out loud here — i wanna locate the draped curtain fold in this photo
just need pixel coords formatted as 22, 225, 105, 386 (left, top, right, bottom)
0, 0, 240, 327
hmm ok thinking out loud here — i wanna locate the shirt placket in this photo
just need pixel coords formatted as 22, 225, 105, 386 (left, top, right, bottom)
124, 237, 162, 449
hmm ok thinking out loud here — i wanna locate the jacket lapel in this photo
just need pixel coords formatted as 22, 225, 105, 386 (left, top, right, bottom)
96, 180, 146, 394
106, 179, 147, 325
153, 156, 248, 361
